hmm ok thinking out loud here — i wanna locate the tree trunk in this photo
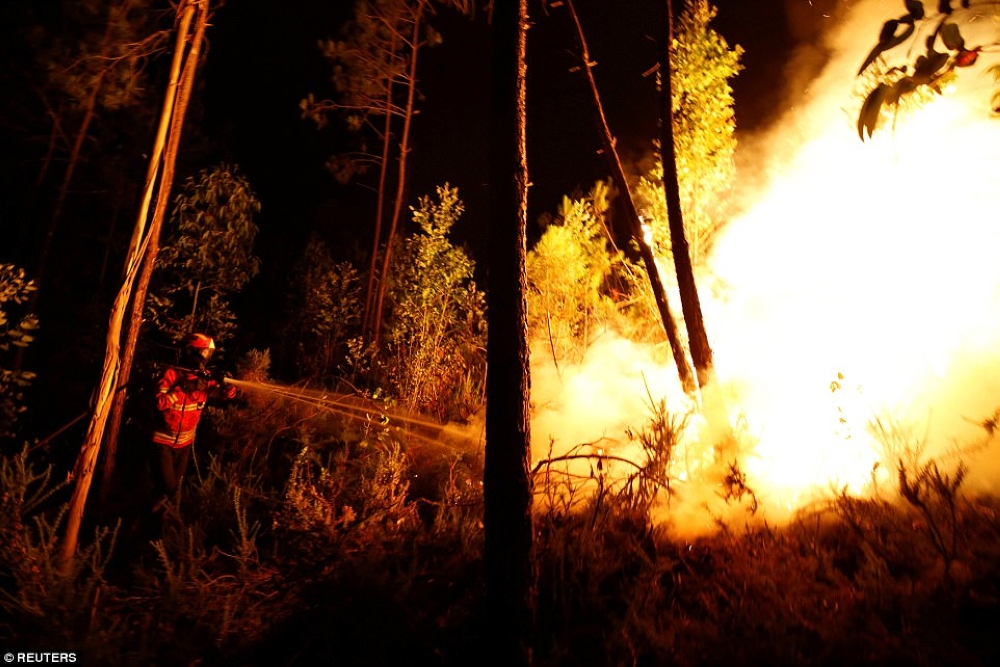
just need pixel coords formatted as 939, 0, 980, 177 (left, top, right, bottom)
484, 0, 534, 663
564, 0, 695, 395
59, 0, 205, 569
189, 280, 202, 326
361, 71, 395, 342
100, 2, 208, 500
658, 0, 733, 461
371, 0, 426, 346
13, 8, 118, 373
31, 11, 116, 303
27, 104, 65, 228
659, 0, 712, 391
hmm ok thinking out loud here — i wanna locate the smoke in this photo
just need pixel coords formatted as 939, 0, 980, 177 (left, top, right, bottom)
528, 0, 1000, 534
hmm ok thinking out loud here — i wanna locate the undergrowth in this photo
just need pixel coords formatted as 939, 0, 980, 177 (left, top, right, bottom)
3, 385, 1000, 666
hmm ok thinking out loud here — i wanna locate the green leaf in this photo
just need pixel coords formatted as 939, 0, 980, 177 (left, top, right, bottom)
912, 48, 949, 83
904, 0, 925, 20
858, 83, 890, 140
880, 18, 901, 43
886, 76, 917, 105
858, 19, 914, 74
940, 23, 964, 51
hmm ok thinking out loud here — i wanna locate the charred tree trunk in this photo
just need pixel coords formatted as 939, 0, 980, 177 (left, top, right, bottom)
659, 0, 713, 391
564, 0, 695, 395
657, 1, 732, 462
59, 0, 207, 568
484, 0, 534, 662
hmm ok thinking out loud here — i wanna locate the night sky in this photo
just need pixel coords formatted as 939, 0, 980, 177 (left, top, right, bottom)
198, 0, 829, 274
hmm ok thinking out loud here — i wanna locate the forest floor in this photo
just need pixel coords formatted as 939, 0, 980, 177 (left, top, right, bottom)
4, 405, 1000, 666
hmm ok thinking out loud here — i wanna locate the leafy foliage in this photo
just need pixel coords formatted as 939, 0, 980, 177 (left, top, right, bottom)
382, 184, 486, 421
856, 0, 998, 139
38, 0, 163, 112
636, 0, 742, 266
301, 0, 447, 182
0, 265, 39, 442
151, 164, 261, 344
25, 0, 167, 224
302, 1, 401, 181
282, 236, 362, 382
282, 440, 418, 544
526, 182, 619, 366
0, 445, 120, 652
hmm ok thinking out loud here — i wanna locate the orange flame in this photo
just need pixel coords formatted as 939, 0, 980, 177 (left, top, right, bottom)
530, 1, 1000, 532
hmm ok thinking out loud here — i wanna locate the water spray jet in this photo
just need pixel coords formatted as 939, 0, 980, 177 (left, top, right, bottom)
225, 378, 483, 455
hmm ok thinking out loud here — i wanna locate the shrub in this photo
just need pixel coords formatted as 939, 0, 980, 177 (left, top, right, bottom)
0, 446, 119, 654
0, 264, 38, 443
635, 0, 741, 267
281, 237, 362, 382
526, 182, 620, 367
280, 436, 419, 550
149, 163, 261, 344
382, 184, 486, 421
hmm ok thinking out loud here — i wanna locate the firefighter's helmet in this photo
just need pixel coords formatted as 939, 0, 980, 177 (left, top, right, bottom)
185, 333, 215, 362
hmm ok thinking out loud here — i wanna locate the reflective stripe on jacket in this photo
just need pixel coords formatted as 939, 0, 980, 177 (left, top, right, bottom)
152, 366, 233, 448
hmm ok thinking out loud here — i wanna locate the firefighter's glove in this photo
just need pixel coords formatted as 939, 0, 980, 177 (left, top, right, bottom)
226, 376, 241, 399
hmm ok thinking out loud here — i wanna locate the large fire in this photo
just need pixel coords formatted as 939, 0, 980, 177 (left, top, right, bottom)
530, 0, 1000, 533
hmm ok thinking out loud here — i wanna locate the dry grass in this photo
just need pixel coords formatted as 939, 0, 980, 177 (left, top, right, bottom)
3, 392, 1000, 666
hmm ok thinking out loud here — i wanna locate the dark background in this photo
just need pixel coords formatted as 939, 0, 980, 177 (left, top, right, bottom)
197, 0, 837, 252
0, 0, 842, 438
196, 0, 838, 347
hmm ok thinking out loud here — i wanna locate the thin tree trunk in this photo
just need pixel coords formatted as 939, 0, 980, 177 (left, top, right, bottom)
96, 203, 121, 297
371, 1, 426, 346
100, 0, 207, 500
362, 50, 396, 343
484, 0, 534, 663
659, 0, 713, 391
32, 12, 116, 302
564, 0, 695, 395
34, 78, 103, 293
13, 15, 117, 374
27, 105, 66, 220
658, 0, 733, 463
189, 280, 202, 326
59, 0, 202, 568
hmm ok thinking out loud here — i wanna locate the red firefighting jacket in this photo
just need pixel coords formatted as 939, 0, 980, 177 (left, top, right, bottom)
152, 367, 236, 448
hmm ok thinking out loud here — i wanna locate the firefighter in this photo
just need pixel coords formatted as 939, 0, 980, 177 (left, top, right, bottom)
151, 332, 236, 507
